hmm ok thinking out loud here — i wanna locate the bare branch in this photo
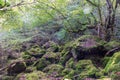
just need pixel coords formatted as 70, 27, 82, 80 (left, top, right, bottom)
0, 1, 36, 11
86, 0, 98, 7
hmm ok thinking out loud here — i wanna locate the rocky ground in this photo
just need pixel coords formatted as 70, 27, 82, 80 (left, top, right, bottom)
0, 34, 120, 80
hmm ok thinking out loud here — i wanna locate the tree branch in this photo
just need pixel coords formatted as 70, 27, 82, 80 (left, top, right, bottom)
86, 0, 98, 7
0, 1, 36, 11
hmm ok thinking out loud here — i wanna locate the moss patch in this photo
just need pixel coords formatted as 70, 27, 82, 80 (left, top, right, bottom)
104, 52, 120, 79
43, 64, 64, 76
35, 58, 51, 70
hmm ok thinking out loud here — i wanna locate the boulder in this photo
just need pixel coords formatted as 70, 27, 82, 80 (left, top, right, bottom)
60, 35, 106, 64
7, 62, 26, 75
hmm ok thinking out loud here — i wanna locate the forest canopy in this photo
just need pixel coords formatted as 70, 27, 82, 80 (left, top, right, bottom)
0, 0, 120, 47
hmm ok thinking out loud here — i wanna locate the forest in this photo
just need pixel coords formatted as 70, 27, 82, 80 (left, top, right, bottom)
0, 0, 120, 80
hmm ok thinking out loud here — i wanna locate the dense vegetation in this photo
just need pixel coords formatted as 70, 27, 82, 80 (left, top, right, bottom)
0, 0, 120, 80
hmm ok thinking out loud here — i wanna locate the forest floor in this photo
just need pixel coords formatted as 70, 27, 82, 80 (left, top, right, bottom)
0, 27, 120, 80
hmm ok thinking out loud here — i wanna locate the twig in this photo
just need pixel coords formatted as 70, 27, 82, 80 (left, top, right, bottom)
105, 46, 120, 56
0, 1, 36, 11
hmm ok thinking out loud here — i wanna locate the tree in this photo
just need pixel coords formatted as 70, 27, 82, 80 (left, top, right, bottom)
86, 0, 120, 41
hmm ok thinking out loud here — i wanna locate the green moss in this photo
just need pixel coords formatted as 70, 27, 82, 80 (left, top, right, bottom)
42, 52, 60, 63
65, 58, 75, 68
104, 52, 120, 79
2, 76, 14, 80
102, 57, 111, 67
35, 58, 51, 70
22, 52, 31, 59
26, 72, 39, 80
104, 41, 120, 50
105, 52, 120, 72
95, 71, 104, 78
59, 51, 70, 65
75, 60, 99, 79
62, 68, 75, 79
25, 67, 36, 73
42, 41, 60, 52
15, 71, 46, 80
22, 47, 46, 59
43, 64, 64, 76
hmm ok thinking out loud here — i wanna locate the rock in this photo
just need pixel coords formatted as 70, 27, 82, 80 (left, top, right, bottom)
35, 58, 51, 70
22, 46, 46, 59
97, 78, 112, 80
43, 64, 64, 77
42, 52, 60, 63
7, 62, 26, 75
104, 41, 120, 56
75, 60, 100, 79
104, 41, 120, 51
62, 68, 75, 79
105, 52, 120, 72
42, 41, 59, 52
8, 51, 21, 59
102, 57, 111, 67
25, 67, 36, 73
15, 71, 47, 80
60, 35, 106, 64
65, 58, 75, 68
1, 76, 14, 80
104, 51, 120, 79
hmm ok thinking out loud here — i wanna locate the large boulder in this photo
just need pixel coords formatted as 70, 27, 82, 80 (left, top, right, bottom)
7, 62, 26, 75
60, 35, 106, 65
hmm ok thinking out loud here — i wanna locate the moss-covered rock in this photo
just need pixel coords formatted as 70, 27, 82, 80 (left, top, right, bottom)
104, 52, 120, 79
102, 57, 111, 67
25, 67, 36, 73
7, 62, 26, 75
26, 71, 46, 80
104, 41, 120, 51
35, 58, 51, 70
15, 71, 47, 80
42, 52, 60, 63
61, 68, 76, 79
105, 52, 120, 72
60, 35, 106, 63
22, 45, 46, 59
42, 41, 59, 52
65, 58, 75, 69
1, 76, 14, 80
43, 64, 64, 77
75, 60, 99, 79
